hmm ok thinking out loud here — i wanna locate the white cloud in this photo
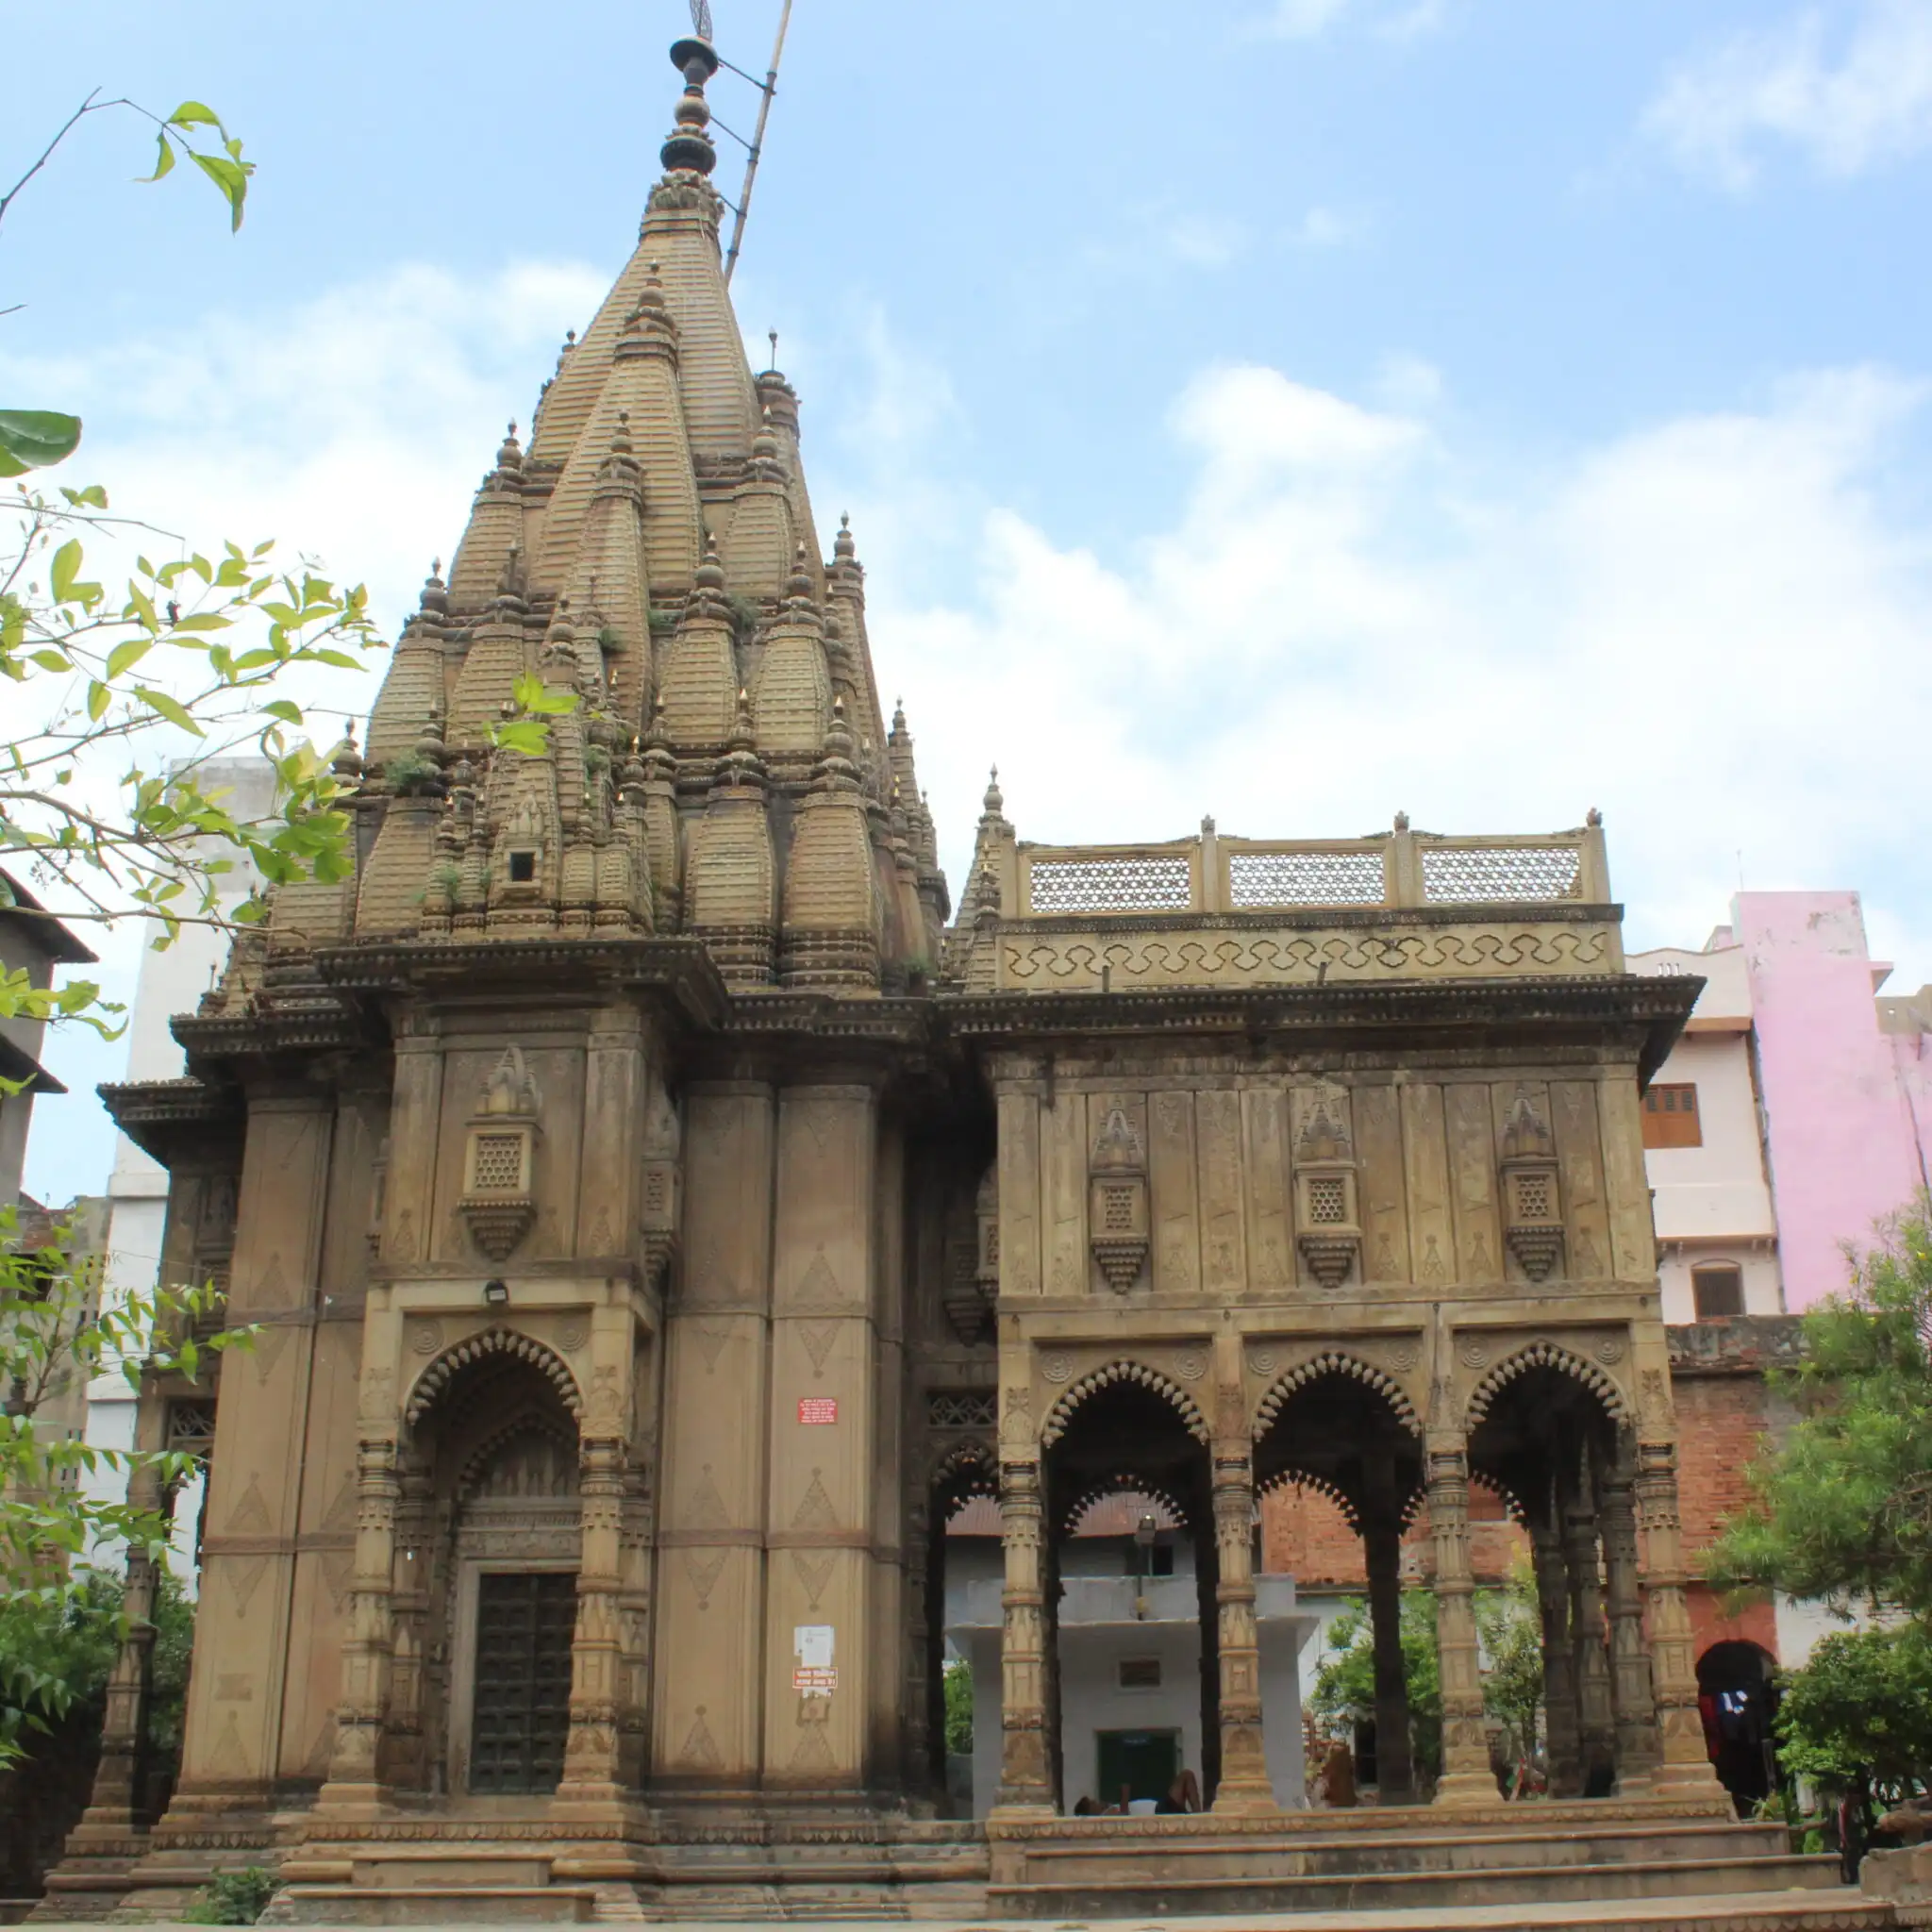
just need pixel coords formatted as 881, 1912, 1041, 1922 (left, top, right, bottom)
1259, 0, 1357, 37
858, 362, 1932, 987
1645, 0, 1932, 189
1251, 0, 1456, 42
1286, 206, 1362, 249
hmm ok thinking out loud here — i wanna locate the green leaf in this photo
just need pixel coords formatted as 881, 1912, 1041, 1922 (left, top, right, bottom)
166, 101, 224, 130
105, 639, 153, 680
86, 681, 109, 723
28, 650, 71, 675
0, 410, 82, 478
49, 539, 83, 603
190, 151, 250, 231
58, 485, 108, 509
132, 687, 205, 737
136, 130, 175, 183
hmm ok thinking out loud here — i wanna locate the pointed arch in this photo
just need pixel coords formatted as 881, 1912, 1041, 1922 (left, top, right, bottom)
405, 1324, 583, 1427
1465, 1340, 1630, 1428
1252, 1351, 1421, 1441
456, 1409, 580, 1503
1040, 1359, 1210, 1447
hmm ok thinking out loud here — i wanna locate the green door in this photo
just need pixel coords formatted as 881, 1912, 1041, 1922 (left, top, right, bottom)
1094, 1728, 1180, 1807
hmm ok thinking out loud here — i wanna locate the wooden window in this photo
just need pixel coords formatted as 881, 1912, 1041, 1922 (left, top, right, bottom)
1118, 1657, 1162, 1690
1641, 1082, 1703, 1149
1692, 1263, 1744, 1320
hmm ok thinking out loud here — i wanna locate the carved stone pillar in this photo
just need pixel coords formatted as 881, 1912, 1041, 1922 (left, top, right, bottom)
1209, 1441, 1274, 1812
991, 1457, 1054, 1814
382, 1466, 434, 1791
1634, 1440, 1724, 1795
615, 1460, 654, 1791
69, 1460, 173, 1843
1362, 1509, 1415, 1805
1529, 1510, 1581, 1797
1565, 1467, 1616, 1792
557, 1435, 627, 1807
319, 1438, 401, 1808
1426, 1444, 1494, 1806
1599, 1441, 1660, 1790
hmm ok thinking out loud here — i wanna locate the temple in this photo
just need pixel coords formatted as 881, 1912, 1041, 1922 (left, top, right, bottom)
42, 28, 1846, 1925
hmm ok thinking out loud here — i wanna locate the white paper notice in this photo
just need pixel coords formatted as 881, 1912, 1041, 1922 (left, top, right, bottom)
794, 1624, 835, 1668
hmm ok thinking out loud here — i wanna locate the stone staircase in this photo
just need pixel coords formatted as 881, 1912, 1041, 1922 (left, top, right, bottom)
982, 1803, 1862, 1924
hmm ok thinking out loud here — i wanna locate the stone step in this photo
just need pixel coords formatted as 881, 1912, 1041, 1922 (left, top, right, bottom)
266, 1883, 598, 1924
1007, 1819, 1790, 1885
987, 1850, 1846, 1919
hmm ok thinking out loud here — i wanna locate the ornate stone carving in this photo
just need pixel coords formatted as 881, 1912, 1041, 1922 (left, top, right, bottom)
1087, 1107, 1149, 1293
457, 1045, 541, 1261
1500, 1091, 1564, 1283
641, 1079, 682, 1291
1293, 1091, 1361, 1291
942, 1167, 998, 1343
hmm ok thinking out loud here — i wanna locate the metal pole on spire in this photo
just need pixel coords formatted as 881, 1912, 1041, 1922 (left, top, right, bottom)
723, 0, 793, 286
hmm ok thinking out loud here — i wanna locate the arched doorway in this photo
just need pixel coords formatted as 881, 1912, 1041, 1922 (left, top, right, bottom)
1468, 1352, 1650, 1798
1040, 1369, 1214, 1811
1253, 1358, 1424, 1803
927, 1442, 998, 1813
1697, 1641, 1779, 1813
396, 1331, 584, 1797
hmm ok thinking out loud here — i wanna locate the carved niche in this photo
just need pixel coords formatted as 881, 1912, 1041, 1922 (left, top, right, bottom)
942, 1172, 995, 1344
458, 1046, 542, 1261
1293, 1091, 1361, 1291
1500, 1092, 1564, 1283
641, 1080, 682, 1291
1088, 1108, 1149, 1294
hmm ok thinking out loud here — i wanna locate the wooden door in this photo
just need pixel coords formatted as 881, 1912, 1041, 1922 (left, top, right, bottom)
469, 1570, 576, 1793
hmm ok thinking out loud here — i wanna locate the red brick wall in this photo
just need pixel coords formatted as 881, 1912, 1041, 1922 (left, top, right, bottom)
1673, 1374, 1774, 1556
1260, 1479, 1527, 1588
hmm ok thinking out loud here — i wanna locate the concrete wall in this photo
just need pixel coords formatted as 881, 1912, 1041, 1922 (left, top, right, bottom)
1733, 892, 1932, 1308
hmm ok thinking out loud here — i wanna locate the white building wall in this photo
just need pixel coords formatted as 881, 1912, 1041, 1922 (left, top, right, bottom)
81, 758, 273, 1580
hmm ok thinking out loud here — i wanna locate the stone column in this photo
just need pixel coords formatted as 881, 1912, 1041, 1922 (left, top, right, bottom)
318, 1438, 400, 1810
1426, 1444, 1495, 1807
68, 1453, 174, 1844
1529, 1510, 1581, 1797
557, 1433, 627, 1809
1362, 1511, 1415, 1805
383, 1466, 434, 1791
1565, 1469, 1617, 1793
1361, 1451, 1414, 1805
1209, 1438, 1274, 1813
991, 1453, 1055, 1814
1634, 1440, 1724, 1796
1599, 1441, 1660, 1791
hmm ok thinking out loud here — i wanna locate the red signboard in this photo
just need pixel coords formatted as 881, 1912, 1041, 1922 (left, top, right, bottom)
797, 1397, 838, 1426
793, 1666, 837, 1694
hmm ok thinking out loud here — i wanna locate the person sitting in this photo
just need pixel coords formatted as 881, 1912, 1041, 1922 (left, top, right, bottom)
1319, 1739, 1358, 1808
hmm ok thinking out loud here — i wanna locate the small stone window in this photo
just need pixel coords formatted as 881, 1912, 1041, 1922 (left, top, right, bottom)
467, 1128, 530, 1195
1641, 1082, 1702, 1149
1118, 1657, 1161, 1689
1692, 1262, 1744, 1320
1099, 1183, 1137, 1234
1512, 1172, 1553, 1223
1307, 1175, 1348, 1225
508, 849, 538, 884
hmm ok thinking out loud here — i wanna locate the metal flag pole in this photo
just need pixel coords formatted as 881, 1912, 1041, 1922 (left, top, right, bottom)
723, 0, 793, 285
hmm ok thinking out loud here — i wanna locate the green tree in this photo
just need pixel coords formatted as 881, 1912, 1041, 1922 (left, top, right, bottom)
1311, 1591, 1443, 1780
1774, 1625, 1932, 1807
1476, 1561, 1546, 1774
942, 1657, 973, 1757
1, 1205, 238, 1765
1708, 1200, 1932, 1622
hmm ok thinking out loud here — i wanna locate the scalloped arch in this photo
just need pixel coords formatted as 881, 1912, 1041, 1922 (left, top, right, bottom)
1466, 1340, 1630, 1427
1253, 1351, 1421, 1441
1058, 1476, 1193, 1536
930, 1439, 997, 1496
1041, 1359, 1210, 1446
456, 1410, 579, 1502
1257, 1465, 1365, 1531
406, 1324, 583, 1427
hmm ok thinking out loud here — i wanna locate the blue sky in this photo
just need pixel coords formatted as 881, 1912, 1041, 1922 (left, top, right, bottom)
8, 0, 1932, 1197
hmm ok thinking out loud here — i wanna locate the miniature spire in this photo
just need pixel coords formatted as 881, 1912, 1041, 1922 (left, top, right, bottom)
983, 765, 1005, 821
834, 512, 857, 563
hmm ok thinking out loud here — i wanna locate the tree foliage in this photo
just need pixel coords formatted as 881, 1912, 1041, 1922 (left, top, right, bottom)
1775, 1625, 1932, 1804
942, 1657, 973, 1757
1311, 1591, 1444, 1780
1476, 1561, 1546, 1770
0, 1204, 241, 1764
1708, 1200, 1932, 1621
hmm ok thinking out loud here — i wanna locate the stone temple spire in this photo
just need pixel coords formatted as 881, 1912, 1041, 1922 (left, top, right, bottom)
317, 26, 946, 991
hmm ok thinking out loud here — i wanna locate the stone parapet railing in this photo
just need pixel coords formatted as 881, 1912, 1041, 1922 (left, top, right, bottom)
1016, 822, 1608, 920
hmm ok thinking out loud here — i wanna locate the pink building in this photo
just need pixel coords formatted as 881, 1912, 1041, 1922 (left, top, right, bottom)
1632, 891, 1932, 1321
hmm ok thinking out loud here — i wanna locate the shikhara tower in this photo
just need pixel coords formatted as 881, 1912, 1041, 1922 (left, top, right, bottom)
50, 26, 1815, 1927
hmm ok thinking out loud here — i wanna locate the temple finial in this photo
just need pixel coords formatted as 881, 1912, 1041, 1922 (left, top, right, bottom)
662, 28, 720, 176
